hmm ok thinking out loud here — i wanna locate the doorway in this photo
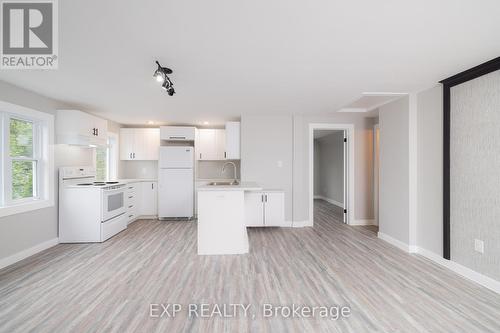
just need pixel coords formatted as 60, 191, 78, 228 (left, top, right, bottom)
309, 124, 354, 226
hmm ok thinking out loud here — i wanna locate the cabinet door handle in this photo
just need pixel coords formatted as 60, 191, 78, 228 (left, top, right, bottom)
129, 153, 132, 159
96, 128, 98, 136
265, 194, 268, 202
261, 194, 264, 202
151, 183, 154, 190
169, 136, 186, 140
224, 151, 226, 159
199, 153, 202, 159
133, 152, 136, 159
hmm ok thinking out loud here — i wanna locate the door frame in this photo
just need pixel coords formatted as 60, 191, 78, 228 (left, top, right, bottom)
373, 124, 380, 226
309, 123, 355, 226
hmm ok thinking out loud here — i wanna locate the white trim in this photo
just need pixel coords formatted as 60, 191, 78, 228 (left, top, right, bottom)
408, 93, 418, 249
0, 101, 55, 217
351, 219, 376, 226
314, 195, 344, 208
416, 247, 500, 294
0, 238, 58, 270
378, 232, 417, 253
292, 220, 313, 228
373, 123, 379, 226
309, 123, 354, 226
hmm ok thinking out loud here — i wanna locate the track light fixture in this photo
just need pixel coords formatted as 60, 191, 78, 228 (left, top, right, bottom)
153, 61, 175, 95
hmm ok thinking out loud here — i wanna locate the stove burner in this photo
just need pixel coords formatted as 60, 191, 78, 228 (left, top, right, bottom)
77, 183, 93, 186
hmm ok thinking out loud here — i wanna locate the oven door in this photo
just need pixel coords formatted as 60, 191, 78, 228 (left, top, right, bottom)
102, 187, 126, 222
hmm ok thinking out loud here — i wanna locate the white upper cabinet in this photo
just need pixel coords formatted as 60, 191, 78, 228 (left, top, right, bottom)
160, 126, 196, 141
197, 129, 217, 160
196, 122, 240, 161
120, 128, 160, 160
225, 121, 240, 159
56, 110, 108, 146
215, 129, 226, 160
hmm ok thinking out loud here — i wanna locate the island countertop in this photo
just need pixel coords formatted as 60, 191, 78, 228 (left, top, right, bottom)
197, 182, 262, 191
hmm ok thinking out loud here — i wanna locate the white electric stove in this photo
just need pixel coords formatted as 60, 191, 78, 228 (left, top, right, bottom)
59, 166, 128, 243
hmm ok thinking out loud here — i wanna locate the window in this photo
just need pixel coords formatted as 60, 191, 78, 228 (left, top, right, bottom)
95, 144, 108, 181
95, 134, 118, 181
0, 101, 54, 217
10, 118, 38, 200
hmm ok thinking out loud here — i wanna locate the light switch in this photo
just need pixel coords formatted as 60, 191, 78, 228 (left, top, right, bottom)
474, 239, 484, 254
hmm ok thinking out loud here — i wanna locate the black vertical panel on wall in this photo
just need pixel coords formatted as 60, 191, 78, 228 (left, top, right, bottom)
439, 56, 500, 261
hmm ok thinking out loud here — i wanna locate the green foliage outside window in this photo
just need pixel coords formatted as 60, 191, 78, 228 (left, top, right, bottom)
96, 146, 108, 181
10, 118, 35, 200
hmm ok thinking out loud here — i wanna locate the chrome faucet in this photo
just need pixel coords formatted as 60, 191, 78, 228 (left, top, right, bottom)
221, 161, 239, 185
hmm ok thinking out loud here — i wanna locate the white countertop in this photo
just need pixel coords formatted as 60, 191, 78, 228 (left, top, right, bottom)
197, 181, 262, 191
117, 179, 158, 183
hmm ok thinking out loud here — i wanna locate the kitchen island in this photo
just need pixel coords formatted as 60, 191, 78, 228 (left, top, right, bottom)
197, 182, 262, 255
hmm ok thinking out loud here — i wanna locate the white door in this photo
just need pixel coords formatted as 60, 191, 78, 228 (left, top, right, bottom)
197, 129, 217, 160
244, 192, 264, 226
158, 169, 193, 218
159, 147, 194, 168
120, 128, 135, 160
264, 192, 285, 226
140, 182, 158, 216
225, 122, 240, 159
215, 129, 226, 160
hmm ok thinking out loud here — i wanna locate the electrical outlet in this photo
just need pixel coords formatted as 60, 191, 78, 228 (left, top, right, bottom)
474, 239, 484, 254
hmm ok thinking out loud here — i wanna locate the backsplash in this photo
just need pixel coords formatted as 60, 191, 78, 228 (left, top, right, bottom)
196, 160, 241, 180
120, 161, 158, 179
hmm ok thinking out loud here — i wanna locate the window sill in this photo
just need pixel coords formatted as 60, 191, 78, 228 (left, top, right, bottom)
0, 199, 54, 218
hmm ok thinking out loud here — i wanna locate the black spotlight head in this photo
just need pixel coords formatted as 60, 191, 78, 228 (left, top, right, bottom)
167, 87, 175, 96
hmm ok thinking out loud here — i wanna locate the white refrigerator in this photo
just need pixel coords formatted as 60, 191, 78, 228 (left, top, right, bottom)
158, 146, 194, 218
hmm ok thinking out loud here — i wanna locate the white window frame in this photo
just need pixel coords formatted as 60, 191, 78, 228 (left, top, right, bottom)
0, 101, 54, 218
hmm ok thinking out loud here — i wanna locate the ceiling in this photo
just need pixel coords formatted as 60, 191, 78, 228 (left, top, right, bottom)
1, 0, 500, 126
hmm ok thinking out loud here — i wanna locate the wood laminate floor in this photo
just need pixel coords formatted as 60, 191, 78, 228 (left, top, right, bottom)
1, 199, 499, 332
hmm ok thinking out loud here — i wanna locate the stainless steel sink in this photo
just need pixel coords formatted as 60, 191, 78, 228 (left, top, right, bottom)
208, 180, 239, 186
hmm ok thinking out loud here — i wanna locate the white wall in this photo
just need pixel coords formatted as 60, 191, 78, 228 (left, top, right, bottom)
417, 85, 443, 256
0, 81, 94, 262
314, 131, 344, 204
378, 97, 410, 244
293, 114, 376, 223
241, 115, 294, 221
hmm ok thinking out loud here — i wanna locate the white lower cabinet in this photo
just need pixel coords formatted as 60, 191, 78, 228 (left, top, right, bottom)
140, 182, 158, 216
245, 191, 285, 227
125, 181, 158, 224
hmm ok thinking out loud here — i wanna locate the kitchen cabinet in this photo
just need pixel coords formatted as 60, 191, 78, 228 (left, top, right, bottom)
244, 192, 265, 226
125, 181, 158, 224
120, 128, 160, 160
56, 109, 108, 146
245, 191, 285, 227
196, 129, 226, 160
160, 126, 196, 141
196, 122, 240, 161
139, 181, 158, 216
125, 182, 138, 224
225, 122, 240, 159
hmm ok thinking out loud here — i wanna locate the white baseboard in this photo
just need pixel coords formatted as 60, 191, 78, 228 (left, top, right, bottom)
292, 220, 313, 228
377, 232, 417, 253
314, 195, 344, 208
351, 219, 376, 226
416, 247, 500, 294
377, 232, 500, 294
0, 238, 59, 270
